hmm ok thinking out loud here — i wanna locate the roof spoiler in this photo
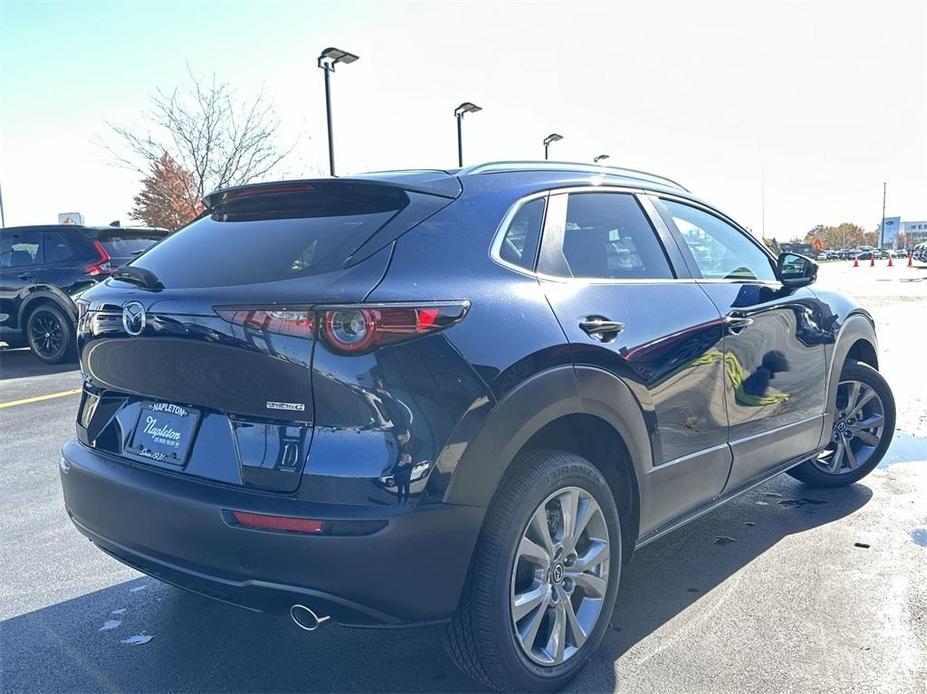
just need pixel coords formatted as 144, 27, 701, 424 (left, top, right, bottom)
203, 175, 462, 211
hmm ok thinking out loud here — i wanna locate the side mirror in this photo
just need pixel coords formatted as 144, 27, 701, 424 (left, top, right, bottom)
777, 252, 818, 287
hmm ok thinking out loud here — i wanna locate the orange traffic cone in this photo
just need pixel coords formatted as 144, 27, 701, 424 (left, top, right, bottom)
870, 256, 875, 267
909, 251, 914, 267
853, 257, 859, 267
888, 256, 893, 267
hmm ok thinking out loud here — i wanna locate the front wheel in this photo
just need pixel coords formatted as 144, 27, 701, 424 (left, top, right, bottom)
446, 449, 621, 692
788, 360, 895, 487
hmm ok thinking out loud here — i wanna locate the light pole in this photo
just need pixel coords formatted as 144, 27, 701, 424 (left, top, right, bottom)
317, 47, 359, 177
593, 154, 610, 164
543, 133, 563, 160
879, 182, 887, 250
454, 102, 481, 167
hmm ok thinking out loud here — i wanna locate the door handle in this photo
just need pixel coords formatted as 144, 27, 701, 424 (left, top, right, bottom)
723, 314, 754, 334
579, 316, 625, 341
17, 272, 36, 281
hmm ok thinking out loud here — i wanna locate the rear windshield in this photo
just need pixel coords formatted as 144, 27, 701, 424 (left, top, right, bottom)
97, 234, 166, 259
131, 184, 408, 288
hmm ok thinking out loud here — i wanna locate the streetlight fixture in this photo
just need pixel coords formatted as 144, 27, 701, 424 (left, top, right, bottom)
543, 133, 563, 160
454, 102, 482, 167
593, 154, 610, 164
317, 46, 359, 177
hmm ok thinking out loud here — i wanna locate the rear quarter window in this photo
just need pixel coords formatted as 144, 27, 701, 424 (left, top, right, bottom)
497, 197, 545, 271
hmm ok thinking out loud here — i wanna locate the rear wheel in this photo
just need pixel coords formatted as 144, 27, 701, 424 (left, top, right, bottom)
26, 305, 75, 364
446, 449, 621, 691
788, 360, 895, 487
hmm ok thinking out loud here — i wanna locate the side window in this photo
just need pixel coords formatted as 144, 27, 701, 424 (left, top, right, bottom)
657, 199, 776, 281
43, 231, 86, 264
542, 192, 674, 280
0, 231, 44, 268
498, 197, 545, 270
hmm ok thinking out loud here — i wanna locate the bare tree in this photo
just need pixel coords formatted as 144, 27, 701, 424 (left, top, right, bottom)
106, 68, 294, 215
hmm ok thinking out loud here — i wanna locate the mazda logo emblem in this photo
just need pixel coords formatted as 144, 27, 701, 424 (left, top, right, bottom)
122, 301, 147, 336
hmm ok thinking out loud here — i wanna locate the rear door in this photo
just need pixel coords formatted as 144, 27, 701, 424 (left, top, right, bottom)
535, 188, 731, 532
40, 229, 97, 293
0, 229, 44, 332
652, 196, 828, 490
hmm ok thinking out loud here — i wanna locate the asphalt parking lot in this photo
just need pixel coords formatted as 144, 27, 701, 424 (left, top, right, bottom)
1, 261, 925, 693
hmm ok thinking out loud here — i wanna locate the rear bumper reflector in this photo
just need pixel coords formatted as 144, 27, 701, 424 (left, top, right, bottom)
231, 510, 323, 534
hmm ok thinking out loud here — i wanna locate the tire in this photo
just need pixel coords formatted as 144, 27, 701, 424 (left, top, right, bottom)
26, 304, 75, 365
787, 360, 895, 487
446, 449, 621, 692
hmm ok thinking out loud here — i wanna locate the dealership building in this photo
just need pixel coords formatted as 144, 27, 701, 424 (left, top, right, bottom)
902, 220, 927, 245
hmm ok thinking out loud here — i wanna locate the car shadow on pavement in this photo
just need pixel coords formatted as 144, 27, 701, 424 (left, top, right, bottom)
577, 473, 873, 692
1, 475, 871, 694
0, 348, 78, 380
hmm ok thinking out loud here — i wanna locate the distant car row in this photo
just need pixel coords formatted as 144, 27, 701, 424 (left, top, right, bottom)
814, 247, 912, 261
0, 224, 169, 363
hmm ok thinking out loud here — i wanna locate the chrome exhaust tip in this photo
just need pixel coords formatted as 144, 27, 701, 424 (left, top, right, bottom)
290, 603, 331, 631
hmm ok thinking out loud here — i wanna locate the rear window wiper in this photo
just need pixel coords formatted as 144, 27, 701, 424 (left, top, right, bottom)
111, 266, 164, 290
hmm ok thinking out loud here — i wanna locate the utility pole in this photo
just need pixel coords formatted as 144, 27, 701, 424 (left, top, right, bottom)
879, 182, 887, 250
761, 167, 766, 239
0, 183, 5, 228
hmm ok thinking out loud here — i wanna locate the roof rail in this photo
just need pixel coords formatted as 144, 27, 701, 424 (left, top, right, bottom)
460, 160, 690, 192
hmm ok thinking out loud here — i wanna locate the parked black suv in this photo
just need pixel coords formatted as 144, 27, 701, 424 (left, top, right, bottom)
0, 224, 168, 363
60, 163, 895, 691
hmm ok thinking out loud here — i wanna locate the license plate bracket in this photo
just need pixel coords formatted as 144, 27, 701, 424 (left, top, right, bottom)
129, 401, 201, 466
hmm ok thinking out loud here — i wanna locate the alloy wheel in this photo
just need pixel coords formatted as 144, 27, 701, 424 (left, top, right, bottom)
814, 378, 886, 475
510, 486, 610, 666
29, 311, 65, 360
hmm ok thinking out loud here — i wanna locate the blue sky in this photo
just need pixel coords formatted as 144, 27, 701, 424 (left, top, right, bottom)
1, 0, 925, 238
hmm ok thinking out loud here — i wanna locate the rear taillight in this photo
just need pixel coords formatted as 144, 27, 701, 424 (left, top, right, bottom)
84, 240, 112, 276
215, 302, 468, 353
215, 308, 316, 338
320, 304, 467, 353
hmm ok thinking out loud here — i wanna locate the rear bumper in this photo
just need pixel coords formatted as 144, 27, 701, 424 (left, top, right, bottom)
59, 439, 484, 626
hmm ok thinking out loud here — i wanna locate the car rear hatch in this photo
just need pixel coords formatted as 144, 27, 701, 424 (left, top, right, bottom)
76, 176, 460, 493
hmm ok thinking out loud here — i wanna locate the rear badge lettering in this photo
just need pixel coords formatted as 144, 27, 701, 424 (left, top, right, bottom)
266, 401, 306, 412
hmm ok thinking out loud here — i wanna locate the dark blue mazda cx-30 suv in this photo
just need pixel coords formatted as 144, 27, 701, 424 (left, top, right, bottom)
60, 161, 895, 691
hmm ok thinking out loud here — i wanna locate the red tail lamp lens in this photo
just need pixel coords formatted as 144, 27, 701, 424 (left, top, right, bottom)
231, 511, 323, 534
217, 308, 315, 337
216, 302, 468, 352
320, 303, 469, 354
415, 308, 439, 331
